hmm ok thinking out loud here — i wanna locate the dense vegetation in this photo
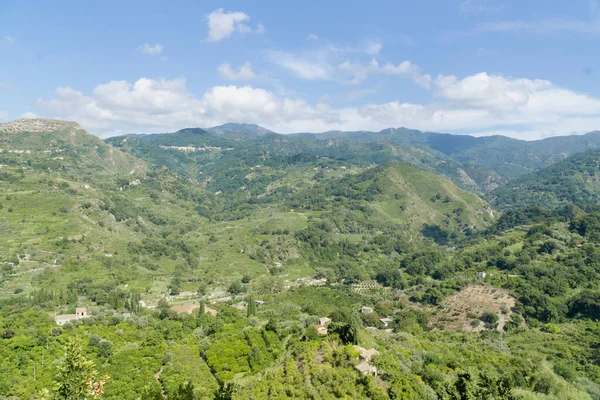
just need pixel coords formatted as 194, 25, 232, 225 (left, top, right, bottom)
2, 119, 600, 399
490, 149, 600, 211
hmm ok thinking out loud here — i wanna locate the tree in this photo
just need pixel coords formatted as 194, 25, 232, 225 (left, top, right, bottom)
158, 298, 170, 319
481, 312, 499, 330
138, 385, 163, 400
171, 381, 197, 400
52, 339, 109, 399
303, 325, 320, 341
97, 339, 113, 358
265, 319, 278, 334
228, 280, 245, 295
169, 275, 182, 296
247, 296, 256, 317
214, 382, 235, 400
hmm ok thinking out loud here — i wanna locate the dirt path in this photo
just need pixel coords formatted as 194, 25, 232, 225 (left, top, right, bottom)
154, 367, 167, 399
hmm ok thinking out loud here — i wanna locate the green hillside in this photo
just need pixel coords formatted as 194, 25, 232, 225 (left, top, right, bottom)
2, 119, 600, 399
489, 149, 600, 211
216, 124, 600, 188
107, 126, 486, 195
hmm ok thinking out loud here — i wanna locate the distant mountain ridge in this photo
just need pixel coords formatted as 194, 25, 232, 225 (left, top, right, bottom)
203, 123, 600, 184
206, 123, 275, 137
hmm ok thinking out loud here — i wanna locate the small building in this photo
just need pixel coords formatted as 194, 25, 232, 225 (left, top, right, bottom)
360, 306, 373, 314
319, 317, 332, 326
273, 262, 282, 268
54, 307, 87, 325
353, 346, 379, 362
255, 300, 265, 306
478, 272, 487, 279
380, 318, 393, 327
316, 325, 328, 335
355, 361, 378, 376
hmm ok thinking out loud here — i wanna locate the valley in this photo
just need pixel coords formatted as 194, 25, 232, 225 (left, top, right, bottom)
1, 119, 600, 399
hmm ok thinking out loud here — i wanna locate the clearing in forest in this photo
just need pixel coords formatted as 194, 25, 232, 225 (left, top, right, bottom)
431, 285, 516, 332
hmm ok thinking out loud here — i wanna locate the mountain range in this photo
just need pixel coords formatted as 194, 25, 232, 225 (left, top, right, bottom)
3, 118, 600, 399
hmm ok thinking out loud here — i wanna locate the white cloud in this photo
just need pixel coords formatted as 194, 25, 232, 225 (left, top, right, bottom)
19, 112, 38, 119
36, 70, 600, 140
306, 33, 319, 41
433, 73, 552, 111
37, 78, 335, 136
266, 39, 386, 83
0, 111, 9, 122
381, 61, 432, 87
266, 50, 334, 80
205, 8, 264, 42
339, 59, 379, 85
218, 62, 259, 81
335, 59, 432, 87
139, 44, 164, 55
362, 40, 383, 56
2, 35, 16, 45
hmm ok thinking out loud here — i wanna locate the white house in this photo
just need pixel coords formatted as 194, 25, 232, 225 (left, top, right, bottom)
380, 318, 393, 327
55, 307, 87, 325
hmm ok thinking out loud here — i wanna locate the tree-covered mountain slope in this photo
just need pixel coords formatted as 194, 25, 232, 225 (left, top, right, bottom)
222, 123, 600, 187
205, 123, 275, 137
107, 126, 491, 194
4, 119, 600, 399
489, 149, 600, 211
1, 119, 492, 302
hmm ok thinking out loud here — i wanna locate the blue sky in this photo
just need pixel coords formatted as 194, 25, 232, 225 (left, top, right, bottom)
1, 0, 600, 139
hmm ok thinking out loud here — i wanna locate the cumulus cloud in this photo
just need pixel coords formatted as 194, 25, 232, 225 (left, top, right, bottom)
381, 61, 432, 88
306, 33, 319, 40
218, 62, 259, 80
19, 112, 38, 119
37, 78, 335, 136
206, 9, 264, 42
36, 71, 600, 140
139, 44, 164, 55
0, 111, 9, 122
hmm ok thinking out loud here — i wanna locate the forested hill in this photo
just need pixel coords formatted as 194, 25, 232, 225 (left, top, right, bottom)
3, 119, 600, 399
107, 126, 490, 193
211, 123, 600, 185
489, 149, 600, 211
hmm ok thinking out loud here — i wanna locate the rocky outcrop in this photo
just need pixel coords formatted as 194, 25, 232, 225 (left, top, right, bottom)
0, 119, 83, 135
